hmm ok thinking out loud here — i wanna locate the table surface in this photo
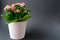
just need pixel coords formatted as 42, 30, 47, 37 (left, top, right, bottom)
0, 28, 60, 40
9, 31, 60, 40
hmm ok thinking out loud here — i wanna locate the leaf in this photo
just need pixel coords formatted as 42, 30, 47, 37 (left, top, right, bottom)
21, 15, 31, 21
1, 14, 6, 19
6, 18, 18, 24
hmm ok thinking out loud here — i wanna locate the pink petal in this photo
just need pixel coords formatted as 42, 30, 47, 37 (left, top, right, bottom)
11, 6, 16, 11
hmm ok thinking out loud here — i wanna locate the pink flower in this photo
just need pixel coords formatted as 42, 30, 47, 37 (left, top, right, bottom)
4, 5, 11, 11
16, 9, 20, 12
11, 6, 16, 11
16, 2, 25, 7
20, 2, 25, 7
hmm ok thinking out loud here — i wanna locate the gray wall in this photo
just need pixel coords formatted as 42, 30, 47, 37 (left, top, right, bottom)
0, 0, 60, 40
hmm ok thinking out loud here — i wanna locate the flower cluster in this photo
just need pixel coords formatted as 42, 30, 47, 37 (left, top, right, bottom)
2, 2, 31, 24
4, 2, 25, 13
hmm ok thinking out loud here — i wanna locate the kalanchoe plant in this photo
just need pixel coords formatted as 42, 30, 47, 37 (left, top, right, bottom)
1, 2, 31, 24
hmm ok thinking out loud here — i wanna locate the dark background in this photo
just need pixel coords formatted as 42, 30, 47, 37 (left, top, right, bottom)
0, 0, 60, 40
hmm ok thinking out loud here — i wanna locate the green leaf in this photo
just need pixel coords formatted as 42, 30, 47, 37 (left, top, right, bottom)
21, 15, 31, 21
1, 14, 7, 19
6, 18, 18, 24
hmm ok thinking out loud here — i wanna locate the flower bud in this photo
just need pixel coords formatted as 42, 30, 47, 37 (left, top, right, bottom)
16, 9, 20, 12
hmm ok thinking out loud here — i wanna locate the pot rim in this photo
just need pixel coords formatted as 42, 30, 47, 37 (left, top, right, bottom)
8, 21, 27, 24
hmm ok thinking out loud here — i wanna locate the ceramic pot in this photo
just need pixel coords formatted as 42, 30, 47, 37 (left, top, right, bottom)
8, 21, 27, 39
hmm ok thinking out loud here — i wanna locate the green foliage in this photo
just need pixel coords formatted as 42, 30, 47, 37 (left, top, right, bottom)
21, 15, 31, 21
2, 9, 31, 24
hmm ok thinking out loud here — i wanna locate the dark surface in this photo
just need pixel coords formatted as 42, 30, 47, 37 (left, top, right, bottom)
0, 0, 60, 40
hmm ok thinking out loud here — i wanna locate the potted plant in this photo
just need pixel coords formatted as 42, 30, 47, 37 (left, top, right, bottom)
1, 2, 31, 39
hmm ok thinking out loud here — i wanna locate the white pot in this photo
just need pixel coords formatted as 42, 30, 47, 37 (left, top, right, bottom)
8, 21, 27, 39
